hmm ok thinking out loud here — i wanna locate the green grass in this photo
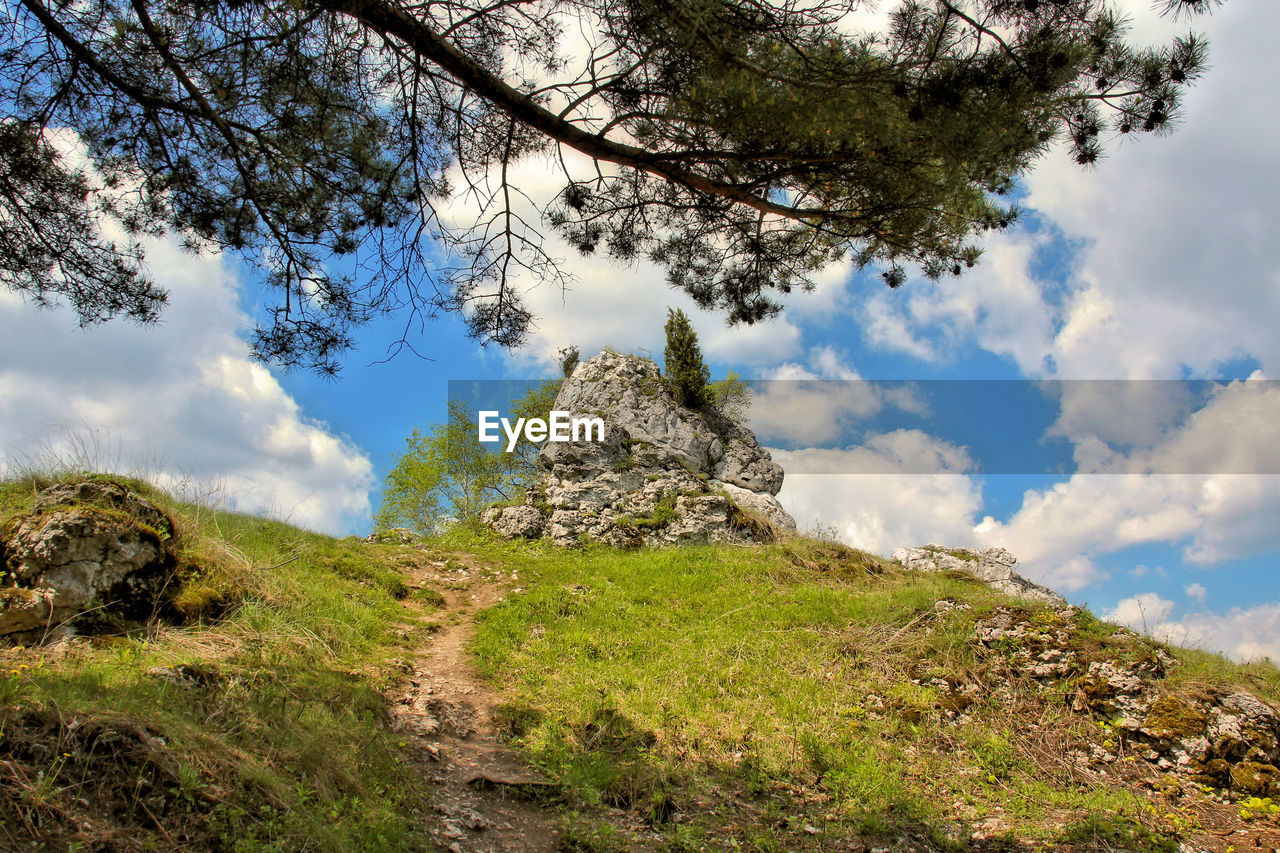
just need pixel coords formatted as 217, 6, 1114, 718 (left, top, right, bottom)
0, 472, 440, 851
456, 533, 1258, 849
7, 474, 1278, 850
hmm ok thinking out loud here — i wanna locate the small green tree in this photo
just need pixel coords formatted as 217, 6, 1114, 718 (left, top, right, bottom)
664, 308, 709, 408
374, 400, 514, 534
557, 346, 580, 378
507, 378, 563, 488
707, 371, 752, 422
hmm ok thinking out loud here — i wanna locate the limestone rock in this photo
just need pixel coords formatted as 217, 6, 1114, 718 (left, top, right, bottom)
365, 527, 421, 545
2, 482, 177, 641
482, 506, 545, 539
892, 544, 1065, 606
491, 351, 793, 547
714, 481, 796, 532
971, 604, 1280, 794
33, 481, 173, 538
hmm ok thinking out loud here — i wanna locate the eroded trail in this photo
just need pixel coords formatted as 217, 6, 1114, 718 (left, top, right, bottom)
390, 556, 561, 852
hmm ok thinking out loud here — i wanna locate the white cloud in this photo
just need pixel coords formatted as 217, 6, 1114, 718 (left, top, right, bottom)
748, 383, 878, 445
1022, 1, 1280, 379
966, 375, 1280, 593
774, 431, 982, 556
1106, 594, 1280, 663
848, 2, 1280, 381
745, 347, 935, 445
1104, 593, 1177, 632
0, 239, 374, 535
861, 230, 1058, 374
1151, 604, 1280, 663
1185, 582, 1208, 603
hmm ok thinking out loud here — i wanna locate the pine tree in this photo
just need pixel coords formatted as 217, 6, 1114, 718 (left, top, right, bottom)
1, 0, 1224, 373
664, 308, 710, 409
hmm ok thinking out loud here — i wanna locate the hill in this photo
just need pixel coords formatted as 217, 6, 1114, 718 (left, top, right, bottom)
2, 474, 1279, 851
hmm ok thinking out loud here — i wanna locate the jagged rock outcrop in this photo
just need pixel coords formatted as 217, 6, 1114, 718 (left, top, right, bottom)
968, 605, 1280, 796
484, 351, 795, 547
892, 544, 1065, 606
1, 482, 177, 641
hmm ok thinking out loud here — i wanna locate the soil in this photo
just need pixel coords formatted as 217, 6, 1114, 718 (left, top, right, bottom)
390, 554, 564, 853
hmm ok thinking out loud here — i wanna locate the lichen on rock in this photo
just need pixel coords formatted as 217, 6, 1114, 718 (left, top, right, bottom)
972, 604, 1280, 797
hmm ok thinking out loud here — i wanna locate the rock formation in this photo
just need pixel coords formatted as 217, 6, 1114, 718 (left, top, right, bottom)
969, 605, 1280, 796
1, 481, 178, 641
892, 544, 1065, 606
484, 351, 795, 547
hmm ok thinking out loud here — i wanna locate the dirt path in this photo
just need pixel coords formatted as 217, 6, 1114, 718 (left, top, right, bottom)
390, 555, 562, 853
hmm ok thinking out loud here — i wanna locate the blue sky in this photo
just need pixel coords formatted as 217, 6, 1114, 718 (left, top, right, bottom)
2, 1, 1278, 660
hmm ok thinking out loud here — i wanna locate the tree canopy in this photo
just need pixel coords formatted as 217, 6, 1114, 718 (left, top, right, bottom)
1, 0, 1223, 374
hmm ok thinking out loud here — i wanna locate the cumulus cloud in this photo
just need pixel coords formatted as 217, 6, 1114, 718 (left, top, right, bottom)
1185, 583, 1208, 603
1104, 593, 1177, 632
861, 229, 1059, 374
746, 348, 932, 445
1152, 604, 1280, 663
970, 375, 1280, 588
774, 430, 982, 556
1023, 1, 1280, 379
0, 239, 375, 535
1105, 594, 1280, 663
852, 2, 1280, 381
1043, 376, 1280, 476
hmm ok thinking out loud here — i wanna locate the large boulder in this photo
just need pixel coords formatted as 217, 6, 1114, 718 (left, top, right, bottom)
1, 482, 177, 641
893, 544, 1065, 606
491, 352, 795, 547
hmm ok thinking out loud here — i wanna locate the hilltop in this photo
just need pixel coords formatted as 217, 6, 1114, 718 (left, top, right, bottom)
2, 474, 1280, 852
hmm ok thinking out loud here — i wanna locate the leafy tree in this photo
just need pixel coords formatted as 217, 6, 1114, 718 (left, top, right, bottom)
2, 0, 1223, 373
506, 378, 562, 487
664, 308, 710, 408
707, 371, 752, 422
374, 400, 513, 534
375, 381, 561, 533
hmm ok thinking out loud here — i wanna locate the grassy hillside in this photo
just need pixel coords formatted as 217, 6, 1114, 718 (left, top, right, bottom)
3, 474, 1279, 851
0, 474, 442, 850
455, 532, 1280, 851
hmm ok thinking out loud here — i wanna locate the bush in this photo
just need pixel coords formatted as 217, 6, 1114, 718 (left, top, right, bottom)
707, 371, 751, 421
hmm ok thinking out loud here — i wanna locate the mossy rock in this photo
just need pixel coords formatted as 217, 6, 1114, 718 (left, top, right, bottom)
1231, 761, 1280, 797
169, 581, 229, 621
1142, 696, 1208, 741
1186, 757, 1231, 786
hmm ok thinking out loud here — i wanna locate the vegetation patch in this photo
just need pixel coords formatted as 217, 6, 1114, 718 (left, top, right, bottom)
463, 535, 1220, 850
0, 473, 436, 851
1143, 695, 1209, 740
615, 494, 679, 532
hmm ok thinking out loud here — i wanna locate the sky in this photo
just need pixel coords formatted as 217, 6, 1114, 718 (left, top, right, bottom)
2, 1, 1278, 661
